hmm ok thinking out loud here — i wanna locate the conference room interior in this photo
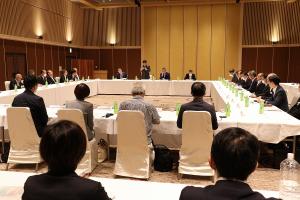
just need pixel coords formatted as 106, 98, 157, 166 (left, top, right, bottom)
1, 0, 300, 199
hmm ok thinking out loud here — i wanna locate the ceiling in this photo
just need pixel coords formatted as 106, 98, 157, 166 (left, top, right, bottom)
70, 0, 297, 9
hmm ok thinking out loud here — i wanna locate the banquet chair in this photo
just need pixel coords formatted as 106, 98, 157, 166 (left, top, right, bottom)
57, 109, 98, 175
4, 81, 10, 90
114, 111, 152, 180
6, 107, 42, 171
178, 111, 214, 180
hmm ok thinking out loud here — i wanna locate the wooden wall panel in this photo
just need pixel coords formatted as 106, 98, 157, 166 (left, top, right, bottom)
143, 7, 157, 76
142, 5, 241, 80
4, 40, 26, 54
127, 49, 141, 79
183, 6, 198, 75
80, 49, 100, 68
197, 6, 211, 80
156, 7, 170, 78
113, 49, 127, 76
83, 7, 141, 46
52, 46, 59, 73
36, 44, 44, 73
26, 43, 37, 72
0, 0, 84, 45
210, 5, 226, 80
100, 49, 113, 78
44, 45, 52, 72
273, 47, 289, 82
0, 39, 6, 89
225, 4, 241, 77
243, 1, 300, 45
256, 48, 273, 75
58, 46, 66, 69
242, 48, 257, 72
288, 47, 300, 83
169, 6, 184, 80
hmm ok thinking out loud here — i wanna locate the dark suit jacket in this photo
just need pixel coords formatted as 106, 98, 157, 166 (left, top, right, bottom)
248, 78, 258, 93
179, 180, 280, 200
46, 76, 56, 84
12, 90, 48, 137
159, 72, 170, 80
141, 65, 151, 79
184, 73, 196, 80
9, 79, 23, 90
255, 82, 267, 96
177, 98, 218, 130
288, 97, 300, 120
242, 78, 252, 89
22, 172, 110, 200
116, 72, 128, 79
265, 85, 289, 112
231, 73, 239, 83
37, 75, 46, 85
59, 75, 68, 83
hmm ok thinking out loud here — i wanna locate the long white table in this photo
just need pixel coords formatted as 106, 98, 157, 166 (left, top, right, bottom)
97, 80, 212, 96
1, 81, 300, 148
0, 80, 99, 106
0, 171, 279, 200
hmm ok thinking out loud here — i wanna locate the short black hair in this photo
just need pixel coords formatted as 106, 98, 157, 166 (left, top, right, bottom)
40, 120, 87, 174
268, 74, 280, 85
74, 83, 90, 100
24, 75, 38, 90
211, 127, 260, 181
191, 82, 206, 97
142, 60, 147, 63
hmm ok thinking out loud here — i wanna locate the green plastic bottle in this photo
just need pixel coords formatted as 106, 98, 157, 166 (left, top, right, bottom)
176, 103, 181, 116
244, 96, 249, 107
225, 103, 231, 117
113, 102, 118, 114
259, 101, 264, 114
14, 84, 17, 92
45, 80, 48, 87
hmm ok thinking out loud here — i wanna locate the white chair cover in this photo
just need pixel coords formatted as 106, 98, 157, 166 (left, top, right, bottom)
4, 81, 10, 91
114, 111, 151, 179
6, 107, 42, 164
179, 111, 214, 177
57, 109, 98, 175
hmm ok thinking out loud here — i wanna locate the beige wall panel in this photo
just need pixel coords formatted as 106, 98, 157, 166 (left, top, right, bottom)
225, 5, 241, 77
143, 7, 157, 75
183, 6, 198, 76
197, 6, 212, 80
156, 7, 170, 78
211, 5, 226, 79
170, 6, 184, 80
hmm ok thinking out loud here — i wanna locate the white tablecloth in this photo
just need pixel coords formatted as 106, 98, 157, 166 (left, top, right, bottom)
0, 171, 279, 200
0, 80, 99, 106
97, 80, 211, 96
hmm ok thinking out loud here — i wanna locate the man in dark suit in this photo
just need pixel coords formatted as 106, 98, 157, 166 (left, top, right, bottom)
59, 69, 68, 83
116, 68, 128, 79
262, 73, 289, 112
247, 70, 258, 93
159, 67, 170, 80
46, 70, 56, 84
184, 70, 196, 80
241, 72, 252, 89
140, 60, 151, 79
229, 69, 238, 83
37, 70, 47, 85
12, 75, 48, 137
9, 73, 23, 90
179, 127, 279, 200
177, 82, 218, 130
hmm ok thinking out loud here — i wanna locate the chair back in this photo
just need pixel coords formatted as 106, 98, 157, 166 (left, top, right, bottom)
57, 108, 97, 175
179, 111, 214, 176
4, 81, 10, 90
114, 110, 151, 179
6, 107, 41, 163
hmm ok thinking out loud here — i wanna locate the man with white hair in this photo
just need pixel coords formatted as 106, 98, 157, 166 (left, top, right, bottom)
119, 84, 160, 145
9, 73, 23, 90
